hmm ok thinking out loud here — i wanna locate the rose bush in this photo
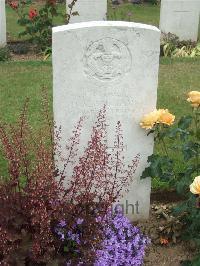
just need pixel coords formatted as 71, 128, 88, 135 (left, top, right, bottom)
8, 0, 78, 51
141, 91, 200, 264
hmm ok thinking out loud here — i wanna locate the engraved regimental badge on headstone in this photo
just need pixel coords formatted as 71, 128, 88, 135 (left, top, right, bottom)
84, 38, 132, 81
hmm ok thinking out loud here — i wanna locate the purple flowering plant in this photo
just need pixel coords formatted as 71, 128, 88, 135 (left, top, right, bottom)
55, 207, 150, 265
0, 98, 144, 265
55, 217, 85, 257
95, 208, 150, 266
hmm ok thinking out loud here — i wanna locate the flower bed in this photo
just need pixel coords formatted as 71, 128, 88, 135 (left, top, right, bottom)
0, 102, 148, 265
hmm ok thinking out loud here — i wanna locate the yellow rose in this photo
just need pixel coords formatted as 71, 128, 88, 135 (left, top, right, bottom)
190, 176, 200, 195
158, 109, 175, 126
140, 110, 160, 130
187, 91, 200, 108
140, 109, 175, 129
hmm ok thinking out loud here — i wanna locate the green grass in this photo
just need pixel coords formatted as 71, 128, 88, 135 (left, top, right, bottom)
1, 58, 199, 125
2, 1, 200, 189
0, 58, 200, 187
5, 1, 200, 42
107, 2, 160, 26
157, 57, 200, 116
6, 2, 160, 41
0, 61, 52, 127
6, 3, 67, 41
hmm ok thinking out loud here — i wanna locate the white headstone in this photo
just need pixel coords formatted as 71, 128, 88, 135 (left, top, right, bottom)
160, 0, 200, 42
66, 0, 107, 23
53, 21, 160, 221
0, 0, 6, 47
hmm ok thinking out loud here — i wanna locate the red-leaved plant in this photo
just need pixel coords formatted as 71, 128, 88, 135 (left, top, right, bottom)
0, 95, 139, 265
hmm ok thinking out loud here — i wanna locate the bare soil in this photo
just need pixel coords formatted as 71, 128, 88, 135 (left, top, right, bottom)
10, 53, 43, 61
7, 41, 44, 61
136, 197, 198, 266
144, 243, 194, 266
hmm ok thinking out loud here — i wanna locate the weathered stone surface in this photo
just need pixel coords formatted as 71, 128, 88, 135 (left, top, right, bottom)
0, 0, 6, 47
66, 0, 107, 23
160, 0, 200, 41
53, 21, 160, 220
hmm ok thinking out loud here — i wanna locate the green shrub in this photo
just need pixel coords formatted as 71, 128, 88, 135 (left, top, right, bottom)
8, 0, 78, 51
141, 91, 200, 261
0, 47, 11, 62
161, 33, 200, 57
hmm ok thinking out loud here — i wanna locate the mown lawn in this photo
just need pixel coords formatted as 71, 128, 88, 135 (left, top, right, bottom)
2, 1, 200, 189
0, 61, 52, 127
157, 58, 200, 115
107, 2, 160, 26
6, 2, 160, 41
1, 58, 199, 125
5, 1, 200, 42
6, 3, 67, 41
0, 58, 200, 186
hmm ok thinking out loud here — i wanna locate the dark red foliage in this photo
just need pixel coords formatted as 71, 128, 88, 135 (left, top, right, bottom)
0, 99, 140, 265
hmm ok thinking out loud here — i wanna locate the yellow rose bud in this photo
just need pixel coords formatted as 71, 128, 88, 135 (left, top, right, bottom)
158, 109, 175, 126
187, 91, 200, 108
140, 110, 160, 130
190, 176, 200, 195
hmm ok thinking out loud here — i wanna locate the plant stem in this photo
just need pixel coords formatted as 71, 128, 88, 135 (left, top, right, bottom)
194, 107, 199, 175
161, 137, 169, 157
